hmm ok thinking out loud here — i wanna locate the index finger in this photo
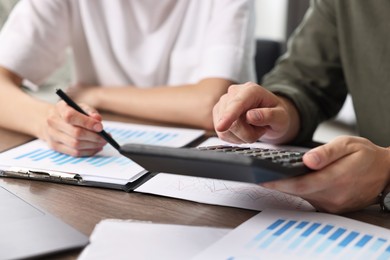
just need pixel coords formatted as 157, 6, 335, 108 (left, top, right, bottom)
215, 83, 275, 132
57, 101, 103, 132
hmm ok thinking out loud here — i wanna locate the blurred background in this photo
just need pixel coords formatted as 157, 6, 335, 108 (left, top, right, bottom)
0, 0, 356, 142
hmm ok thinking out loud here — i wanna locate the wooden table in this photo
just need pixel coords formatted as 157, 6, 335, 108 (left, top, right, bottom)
1, 119, 389, 259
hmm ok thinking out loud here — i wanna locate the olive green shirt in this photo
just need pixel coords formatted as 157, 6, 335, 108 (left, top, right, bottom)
263, 0, 390, 146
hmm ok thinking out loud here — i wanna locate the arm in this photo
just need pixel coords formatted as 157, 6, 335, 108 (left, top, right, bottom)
0, 67, 48, 137
262, 0, 348, 144
69, 78, 233, 130
0, 1, 107, 156
214, 0, 347, 145
0, 67, 106, 156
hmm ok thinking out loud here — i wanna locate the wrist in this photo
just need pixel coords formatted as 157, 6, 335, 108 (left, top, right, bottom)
378, 146, 390, 212
379, 184, 390, 212
34, 102, 55, 141
278, 96, 301, 143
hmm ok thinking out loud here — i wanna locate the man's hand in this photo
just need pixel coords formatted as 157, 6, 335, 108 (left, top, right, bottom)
39, 100, 107, 157
262, 136, 390, 213
213, 82, 300, 144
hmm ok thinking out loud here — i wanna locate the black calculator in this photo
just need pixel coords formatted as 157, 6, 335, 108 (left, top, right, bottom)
120, 143, 312, 183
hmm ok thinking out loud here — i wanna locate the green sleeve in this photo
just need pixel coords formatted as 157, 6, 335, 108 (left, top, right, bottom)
262, 0, 348, 144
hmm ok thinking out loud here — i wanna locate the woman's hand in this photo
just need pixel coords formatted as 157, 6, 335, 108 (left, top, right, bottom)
39, 100, 107, 157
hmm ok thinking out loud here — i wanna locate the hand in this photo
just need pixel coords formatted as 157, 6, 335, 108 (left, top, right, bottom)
262, 136, 390, 213
39, 100, 107, 157
213, 82, 299, 144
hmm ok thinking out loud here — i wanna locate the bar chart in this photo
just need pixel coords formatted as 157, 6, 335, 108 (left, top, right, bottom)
104, 127, 179, 146
0, 121, 205, 184
193, 209, 390, 260
245, 218, 390, 259
14, 148, 133, 168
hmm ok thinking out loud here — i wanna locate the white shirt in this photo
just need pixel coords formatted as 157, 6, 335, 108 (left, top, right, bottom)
0, 0, 255, 88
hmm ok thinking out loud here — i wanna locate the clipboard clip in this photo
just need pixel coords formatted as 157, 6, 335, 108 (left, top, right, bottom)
0, 167, 82, 183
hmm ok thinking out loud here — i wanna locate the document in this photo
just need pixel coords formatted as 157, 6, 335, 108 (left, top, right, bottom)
0, 121, 204, 187
78, 219, 230, 260
1, 125, 314, 212
193, 208, 390, 259
135, 137, 314, 211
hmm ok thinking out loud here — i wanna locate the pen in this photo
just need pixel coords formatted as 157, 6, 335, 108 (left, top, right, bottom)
55, 88, 120, 151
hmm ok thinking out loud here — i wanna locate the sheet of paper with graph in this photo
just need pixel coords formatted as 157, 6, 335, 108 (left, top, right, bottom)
135, 137, 314, 211
0, 121, 205, 186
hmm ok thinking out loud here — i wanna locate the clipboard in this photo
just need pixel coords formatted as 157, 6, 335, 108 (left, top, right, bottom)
0, 121, 205, 192
0, 166, 157, 192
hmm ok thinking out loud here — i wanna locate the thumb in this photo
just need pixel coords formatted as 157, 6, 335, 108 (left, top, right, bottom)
246, 109, 263, 126
303, 138, 352, 170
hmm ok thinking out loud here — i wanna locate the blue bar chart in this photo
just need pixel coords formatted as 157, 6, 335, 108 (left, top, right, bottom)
244, 218, 390, 259
193, 209, 390, 260
11, 122, 202, 169
0, 121, 204, 183
104, 127, 179, 145
14, 148, 133, 168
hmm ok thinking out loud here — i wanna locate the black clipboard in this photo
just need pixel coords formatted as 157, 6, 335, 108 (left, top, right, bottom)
0, 166, 157, 192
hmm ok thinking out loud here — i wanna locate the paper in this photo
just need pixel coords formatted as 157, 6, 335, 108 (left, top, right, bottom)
78, 220, 230, 260
135, 137, 314, 211
193, 209, 390, 259
0, 121, 204, 185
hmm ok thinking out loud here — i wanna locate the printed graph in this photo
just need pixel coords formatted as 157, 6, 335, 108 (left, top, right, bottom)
234, 218, 390, 259
1, 121, 204, 183
14, 148, 132, 168
11, 126, 179, 169
193, 209, 390, 260
104, 127, 179, 145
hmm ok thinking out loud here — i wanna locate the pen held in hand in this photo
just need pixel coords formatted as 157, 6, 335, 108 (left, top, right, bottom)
55, 88, 120, 151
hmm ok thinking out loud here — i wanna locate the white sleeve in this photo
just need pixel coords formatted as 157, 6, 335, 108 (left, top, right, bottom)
198, 0, 256, 83
0, 0, 70, 85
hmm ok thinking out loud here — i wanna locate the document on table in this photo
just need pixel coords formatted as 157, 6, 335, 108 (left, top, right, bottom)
0, 121, 204, 185
78, 219, 231, 260
193, 208, 390, 259
135, 137, 315, 211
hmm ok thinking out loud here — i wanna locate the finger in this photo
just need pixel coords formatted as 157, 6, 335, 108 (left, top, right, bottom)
217, 128, 248, 144
215, 83, 270, 132
47, 115, 107, 144
261, 169, 329, 196
246, 107, 286, 130
303, 136, 358, 170
79, 104, 103, 121
227, 117, 267, 143
57, 101, 103, 132
262, 141, 363, 196
214, 96, 250, 133
217, 118, 251, 144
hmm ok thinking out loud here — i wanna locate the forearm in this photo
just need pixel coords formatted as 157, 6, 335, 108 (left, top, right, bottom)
92, 78, 232, 129
0, 68, 52, 137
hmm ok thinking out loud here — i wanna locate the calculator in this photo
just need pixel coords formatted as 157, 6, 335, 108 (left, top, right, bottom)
120, 144, 312, 183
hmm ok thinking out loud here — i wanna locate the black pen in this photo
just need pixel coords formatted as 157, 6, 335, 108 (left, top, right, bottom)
55, 88, 120, 151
